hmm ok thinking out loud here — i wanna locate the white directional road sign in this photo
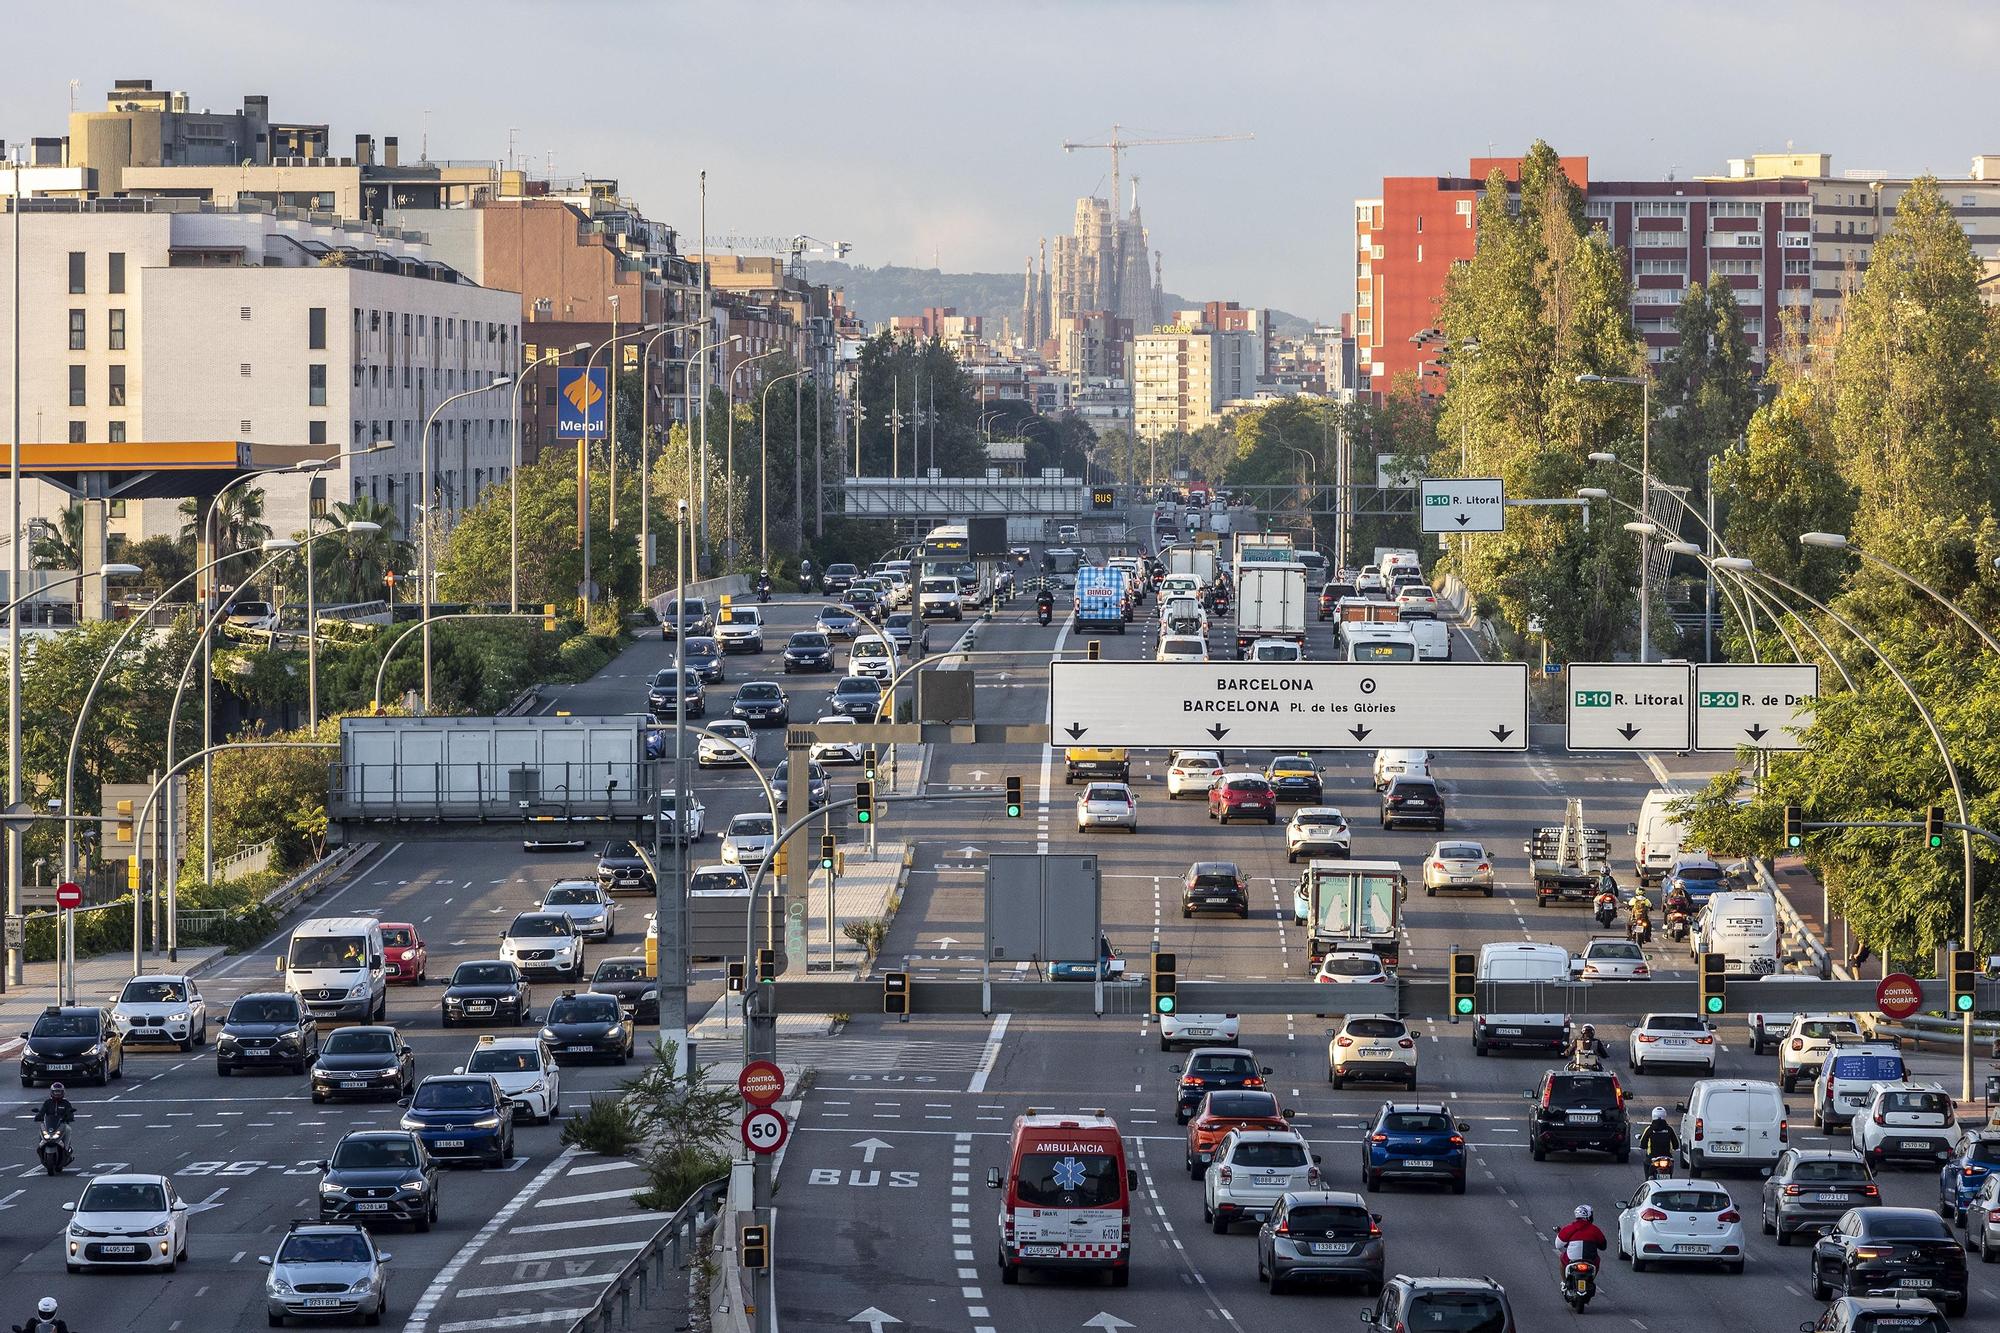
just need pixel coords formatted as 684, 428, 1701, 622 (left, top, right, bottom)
1049, 661, 1529, 750
1564, 663, 1692, 751
1420, 478, 1506, 533
1693, 664, 1819, 751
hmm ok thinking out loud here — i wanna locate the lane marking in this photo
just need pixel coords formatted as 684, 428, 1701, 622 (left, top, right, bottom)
401, 1145, 580, 1331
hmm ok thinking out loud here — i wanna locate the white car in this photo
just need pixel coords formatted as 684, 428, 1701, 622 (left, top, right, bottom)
1778, 1013, 1863, 1092
1247, 638, 1302, 662
1328, 1014, 1418, 1089
499, 911, 584, 981
1286, 808, 1351, 863
111, 973, 209, 1051
688, 864, 753, 896
1161, 575, 1201, 602
653, 789, 706, 844
1747, 974, 1830, 1055
64, 1173, 191, 1272
1204, 1129, 1319, 1233
458, 1035, 560, 1125
1372, 748, 1431, 790
1394, 585, 1439, 617
808, 715, 864, 765
721, 813, 776, 868
1615, 1179, 1746, 1273
1157, 634, 1209, 662
1577, 937, 1652, 981
918, 576, 962, 620
1851, 1081, 1957, 1167
538, 880, 616, 941
1160, 1011, 1240, 1052
846, 635, 898, 681
696, 720, 755, 767
1421, 841, 1493, 895
1166, 750, 1224, 799
1355, 567, 1387, 595
714, 605, 764, 653
1627, 1013, 1717, 1073
1313, 952, 1390, 985
1075, 782, 1138, 833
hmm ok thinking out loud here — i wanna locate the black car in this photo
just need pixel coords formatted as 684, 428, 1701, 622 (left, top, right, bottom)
20, 1005, 122, 1088
646, 667, 705, 719
782, 632, 835, 674
1363, 1277, 1515, 1333
589, 957, 659, 1024
539, 991, 636, 1064
1182, 861, 1249, 919
844, 584, 882, 614
318, 1130, 439, 1230
1381, 775, 1446, 831
828, 675, 884, 720
659, 597, 713, 639
1528, 1070, 1631, 1161
310, 1025, 415, 1104
440, 960, 533, 1028
1175, 1046, 1273, 1123
773, 759, 830, 810
596, 839, 654, 893
1803, 1296, 1952, 1332
216, 992, 319, 1076
731, 681, 791, 727
682, 637, 725, 682
1812, 1207, 1967, 1316
821, 563, 859, 595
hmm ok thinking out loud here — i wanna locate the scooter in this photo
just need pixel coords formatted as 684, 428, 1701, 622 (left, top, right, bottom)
1593, 892, 1619, 929
1644, 1152, 1673, 1182
755, 581, 772, 604
1036, 600, 1053, 627
1561, 1256, 1598, 1312
36, 1124, 70, 1176
1627, 912, 1652, 946
1664, 906, 1691, 943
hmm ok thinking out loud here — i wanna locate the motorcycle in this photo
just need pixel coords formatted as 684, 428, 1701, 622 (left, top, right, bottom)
1664, 906, 1691, 943
1592, 892, 1619, 929
1644, 1152, 1673, 1182
1561, 1256, 1598, 1312
755, 580, 772, 604
1036, 599, 1053, 627
1626, 912, 1652, 946
36, 1124, 70, 1176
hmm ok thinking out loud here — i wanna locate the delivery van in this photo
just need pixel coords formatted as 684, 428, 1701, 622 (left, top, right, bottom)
1677, 1078, 1788, 1173
1692, 891, 1779, 976
1472, 941, 1573, 1056
988, 1108, 1136, 1286
281, 916, 387, 1023
1633, 787, 1691, 886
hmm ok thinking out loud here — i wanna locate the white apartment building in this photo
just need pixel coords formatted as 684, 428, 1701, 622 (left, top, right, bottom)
1130, 326, 1260, 440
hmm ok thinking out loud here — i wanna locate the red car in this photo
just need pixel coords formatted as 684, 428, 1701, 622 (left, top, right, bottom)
1208, 774, 1278, 826
381, 922, 427, 984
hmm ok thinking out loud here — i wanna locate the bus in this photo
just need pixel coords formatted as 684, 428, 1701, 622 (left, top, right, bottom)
1343, 624, 1418, 663
919, 523, 984, 599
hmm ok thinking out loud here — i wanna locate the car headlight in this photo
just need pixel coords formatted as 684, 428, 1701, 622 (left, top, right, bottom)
399, 1179, 427, 1192
539, 1028, 559, 1043
444, 997, 464, 1009
68, 1222, 87, 1237
319, 1180, 345, 1195
218, 1033, 240, 1047
87, 1044, 106, 1057
400, 1117, 422, 1132
640, 989, 658, 1002
474, 1116, 502, 1129
271, 1278, 296, 1296
348, 983, 369, 998
169, 1012, 189, 1022
144, 1221, 171, 1236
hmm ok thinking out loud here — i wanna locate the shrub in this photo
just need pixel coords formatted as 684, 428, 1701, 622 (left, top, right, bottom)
842, 918, 889, 958
562, 1094, 646, 1157
634, 1143, 731, 1211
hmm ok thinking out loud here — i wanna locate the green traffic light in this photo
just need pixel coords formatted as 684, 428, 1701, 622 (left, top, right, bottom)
1007, 804, 1021, 818
1454, 997, 1474, 1015
1156, 996, 1176, 1015
1930, 835, 1945, 849
856, 810, 870, 824
1786, 834, 1803, 849
1704, 995, 1724, 1014
1958, 993, 1975, 1013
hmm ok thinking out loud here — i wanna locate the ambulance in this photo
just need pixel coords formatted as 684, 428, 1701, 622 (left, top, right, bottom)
987, 1107, 1136, 1286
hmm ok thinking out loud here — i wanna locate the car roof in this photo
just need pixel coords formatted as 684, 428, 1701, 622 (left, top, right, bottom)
419, 1073, 499, 1088
1220, 1128, 1305, 1145
1276, 1188, 1367, 1207
1188, 861, 1240, 873
231, 990, 295, 1002
82, 1171, 170, 1185
336, 1129, 418, 1143
1784, 1148, 1869, 1163
473, 1036, 542, 1051
121, 972, 196, 983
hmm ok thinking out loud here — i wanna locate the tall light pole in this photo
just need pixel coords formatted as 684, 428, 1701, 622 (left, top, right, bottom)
1662, 538, 1858, 684
510, 342, 589, 612
636, 321, 704, 609
760, 368, 808, 572
420, 377, 512, 712
1590, 448, 1750, 659
1577, 372, 1652, 660
1582, 486, 1761, 662
648, 334, 742, 596
581, 323, 662, 620
300, 442, 392, 730
727, 348, 786, 570
7, 147, 22, 986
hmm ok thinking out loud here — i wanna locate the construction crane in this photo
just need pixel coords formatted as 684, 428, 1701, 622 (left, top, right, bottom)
1060, 123, 1254, 218
701, 234, 853, 280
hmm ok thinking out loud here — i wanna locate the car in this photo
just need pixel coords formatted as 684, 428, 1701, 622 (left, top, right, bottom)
1966, 1170, 2000, 1261
689, 864, 753, 896
1663, 853, 1730, 906
1159, 1010, 1240, 1052
1782, 1014, 1866, 1092
1175, 1046, 1273, 1123
311, 1025, 416, 1104
1182, 861, 1249, 918
1362, 1277, 1514, 1331
1355, 567, 1386, 595
262, 1220, 392, 1325
1361, 1101, 1468, 1191
1939, 1130, 2000, 1223
659, 596, 714, 638
1205, 1128, 1321, 1232
1528, 1069, 1632, 1162
1166, 749, 1224, 799
1209, 773, 1278, 825
595, 840, 654, 894
1394, 584, 1439, 617
808, 714, 865, 764
781, 631, 836, 674
1802, 1296, 1952, 1333
1287, 807, 1351, 863
1075, 781, 1138, 833
1627, 1013, 1717, 1073
730, 680, 791, 727
721, 812, 777, 868
588, 957, 659, 1024
226, 598, 280, 631
1372, 748, 1431, 791
1329, 1016, 1420, 1090
1156, 634, 1208, 662
847, 635, 897, 681
1812, 1207, 1967, 1315
1421, 841, 1493, 895
881, 611, 928, 657
1579, 936, 1653, 981
539, 879, 616, 940
1762, 1148, 1878, 1245
456, 1037, 561, 1126
1315, 951, 1391, 986
645, 667, 705, 719
714, 605, 764, 653
1247, 637, 1303, 662
1816, 1039, 1908, 1130
1256, 1190, 1386, 1293
696, 719, 755, 767
215, 992, 319, 1076
315, 1130, 439, 1232
828, 674, 885, 720
651, 789, 707, 845
20, 1004, 123, 1087
539, 990, 636, 1065
820, 562, 859, 595
500, 911, 584, 982
1160, 575, 1200, 603
1049, 937, 1125, 982
773, 759, 830, 810
1615, 1177, 1746, 1273
1381, 774, 1445, 830
1186, 1089, 1295, 1178
110, 973, 208, 1051
1317, 583, 1357, 620
681, 636, 725, 682
63, 1172, 190, 1272
439, 960, 533, 1028
1853, 1082, 1958, 1169
1264, 754, 1324, 802
380, 922, 427, 984
844, 582, 883, 616
815, 604, 862, 638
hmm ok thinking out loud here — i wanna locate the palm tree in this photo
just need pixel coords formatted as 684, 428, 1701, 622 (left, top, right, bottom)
178, 487, 273, 557
28, 504, 83, 570
314, 497, 408, 604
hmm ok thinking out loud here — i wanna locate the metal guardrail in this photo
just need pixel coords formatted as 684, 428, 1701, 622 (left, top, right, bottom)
500, 686, 542, 717
1757, 857, 1833, 978
215, 838, 274, 883
566, 1175, 727, 1333
175, 909, 229, 946
261, 843, 376, 918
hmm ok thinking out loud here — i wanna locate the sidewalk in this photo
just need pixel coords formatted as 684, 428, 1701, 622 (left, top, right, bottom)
0, 943, 230, 1059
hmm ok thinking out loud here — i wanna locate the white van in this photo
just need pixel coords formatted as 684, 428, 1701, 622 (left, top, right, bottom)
1676, 1078, 1788, 1174
1249, 638, 1303, 663
1372, 749, 1432, 791
1472, 941, 1573, 1056
1692, 891, 1778, 975
1633, 787, 1690, 886
282, 916, 387, 1023
918, 576, 962, 621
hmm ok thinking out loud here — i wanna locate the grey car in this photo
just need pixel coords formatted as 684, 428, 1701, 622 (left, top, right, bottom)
1762, 1148, 1876, 1245
539, 880, 616, 940
1254, 1189, 1385, 1293
318, 1130, 439, 1231
263, 1220, 391, 1324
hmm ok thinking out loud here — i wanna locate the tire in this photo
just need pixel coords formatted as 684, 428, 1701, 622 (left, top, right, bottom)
1981, 1234, 1995, 1263
416, 1207, 433, 1233
1269, 1273, 1288, 1295
1762, 1209, 1775, 1236
196, 1021, 208, 1046
94, 1063, 109, 1089
1531, 1141, 1547, 1162
1451, 1175, 1466, 1195
1331, 1070, 1344, 1089
1947, 1298, 1967, 1318
1425, 886, 1435, 897
179, 1033, 194, 1053
502, 1133, 515, 1163
1810, 1263, 1831, 1302
1212, 1211, 1228, 1235
1162, 1036, 1173, 1052
998, 1253, 1019, 1285
1365, 1170, 1380, 1193
312, 1089, 326, 1105
1187, 1156, 1203, 1180
217, 1064, 231, 1078
1473, 1039, 1489, 1057
271, 1317, 285, 1328
1632, 1257, 1648, 1274
1109, 1267, 1128, 1288
1406, 1074, 1418, 1091
1237, 908, 1249, 919
1614, 1143, 1629, 1164
442, 1012, 455, 1029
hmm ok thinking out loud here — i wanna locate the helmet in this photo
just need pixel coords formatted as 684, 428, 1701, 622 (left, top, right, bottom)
39, 1298, 58, 1316
1652, 1106, 1667, 1120
1574, 1204, 1594, 1221
48, 1082, 64, 1097
1580, 1023, 1596, 1037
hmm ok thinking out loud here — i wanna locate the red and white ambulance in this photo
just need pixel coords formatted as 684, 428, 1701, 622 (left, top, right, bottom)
987, 1107, 1136, 1286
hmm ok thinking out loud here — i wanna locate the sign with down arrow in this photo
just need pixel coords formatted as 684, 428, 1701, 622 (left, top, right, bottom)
1692, 664, 1817, 752
1419, 478, 1506, 533
1563, 663, 1692, 752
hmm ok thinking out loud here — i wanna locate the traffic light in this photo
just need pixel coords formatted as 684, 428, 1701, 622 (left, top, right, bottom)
1782, 805, 1804, 850
126, 855, 141, 892
542, 602, 558, 633
863, 747, 878, 782
740, 1223, 769, 1270
1087, 639, 1101, 662
1005, 776, 1023, 818
727, 960, 745, 993
1699, 952, 1726, 1015
1950, 949, 1978, 1014
883, 970, 910, 1016
114, 798, 134, 844
855, 781, 873, 824
1150, 951, 1178, 1016
1450, 951, 1476, 1018
819, 833, 836, 871
1926, 806, 1947, 850
756, 947, 778, 984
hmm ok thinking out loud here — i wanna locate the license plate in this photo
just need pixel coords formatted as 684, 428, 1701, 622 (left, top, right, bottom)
1310, 1242, 1353, 1255
1452, 875, 1471, 883
436, 1138, 466, 1148
101, 1243, 137, 1254
44, 1063, 73, 1071
1569, 1111, 1600, 1123
1402, 1159, 1435, 1168
305, 1297, 340, 1308
1020, 1245, 1063, 1258
341, 1081, 369, 1089
244, 1050, 268, 1058
1817, 1193, 1850, 1202
1204, 897, 1230, 905
1493, 1027, 1521, 1036
567, 1044, 596, 1052
1362, 1046, 1392, 1056
1710, 1142, 1743, 1154
356, 1202, 389, 1212
1900, 1278, 1933, 1289
1673, 1244, 1709, 1254
467, 1004, 493, 1013
386, 965, 400, 976
1254, 1175, 1283, 1185
1183, 1030, 1214, 1039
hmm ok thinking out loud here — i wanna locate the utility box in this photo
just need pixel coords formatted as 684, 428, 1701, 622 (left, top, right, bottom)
985, 852, 1100, 969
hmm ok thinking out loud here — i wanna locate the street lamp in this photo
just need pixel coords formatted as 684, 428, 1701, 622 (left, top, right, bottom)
1661, 540, 1841, 678
760, 368, 809, 571
1799, 531, 2000, 655
419, 377, 513, 712
299, 441, 393, 730
0, 563, 141, 621
580, 322, 666, 619
635, 321, 706, 609
1592, 491, 1766, 665
728, 348, 787, 569
1577, 372, 1653, 661
510, 342, 591, 612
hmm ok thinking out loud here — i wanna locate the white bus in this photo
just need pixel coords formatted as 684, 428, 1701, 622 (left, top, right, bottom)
919, 523, 982, 596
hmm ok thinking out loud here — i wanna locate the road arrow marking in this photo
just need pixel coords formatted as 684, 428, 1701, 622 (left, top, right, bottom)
967, 769, 989, 781
1617, 724, 1641, 740
1349, 725, 1371, 741
851, 1137, 893, 1164
1491, 725, 1514, 742
1082, 1315, 1136, 1331
950, 846, 984, 859
931, 936, 960, 950
1065, 724, 1088, 740
850, 1308, 902, 1332
0, 1188, 23, 1211
186, 1186, 230, 1214
1746, 723, 1769, 741
1206, 724, 1229, 741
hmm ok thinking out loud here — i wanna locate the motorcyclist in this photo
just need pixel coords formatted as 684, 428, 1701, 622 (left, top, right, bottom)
1036, 585, 1054, 612
15, 1296, 69, 1333
1626, 893, 1652, 944
799, 557, 815, 590
36, 1084, 74, 1138
755, 568, 773, 599
1663, 882, 1692, 917
1566, 1024, 1609, 1071
1638, 1107, 1680, 1179
1555, 1205, 1607, 1265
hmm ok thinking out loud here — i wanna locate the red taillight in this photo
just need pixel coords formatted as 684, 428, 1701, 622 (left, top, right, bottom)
1965, 1166, 1982, 1177
1369, 1219, 1382, 1237
1217, 1166, 1233, 1183
1862, 1183, 1880, 1197
1541, 1083, 1553, 1108
1371, 1132, 1388, 1143
1633, 965, 1650, 975
1637, 1034, 1658, 1043
1693, 1035, 1712, 1045
1873, 1111, 1886, 1126
1614, 1083, 1626, 1109
1449, 1134, 1464, 1146
1335, 1035, 1355, 1047
1273, 1221, 1289, 1236
1398, 1038, 1415, 1049
1430, 861, 1445, 871
1779, 1119, 1789, 1144
1640, 1207, 1668, 1222
1244, 1077, 1264, 1088
1181, 1076, 1202, 1087
1693, 1117, 1704, 1142
1783, 1185, 1802, 1196
1718, 1209, 1741, 1223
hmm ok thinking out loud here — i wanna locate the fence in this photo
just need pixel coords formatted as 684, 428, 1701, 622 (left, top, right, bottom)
1756, 858, 1833, 978
214, 838, 274, 884
565, 1175, 727, 1333
175, 909, 229, 947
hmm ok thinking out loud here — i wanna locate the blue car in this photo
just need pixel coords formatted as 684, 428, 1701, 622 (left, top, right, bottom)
1941, 1130, 2000, 1221
399, 1074, 516, 1166
1361, 1102, 1468, 1194
1050, 939, 1122, 981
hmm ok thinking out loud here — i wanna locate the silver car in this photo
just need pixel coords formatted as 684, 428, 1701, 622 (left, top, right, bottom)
1205, 1129, 1320, 1233
539, 880, 616, 940
1286, 808, 1351, 864
1075, 782, 1138, 833
882, 612, 928, 656
1421, 840, 1493, 895
263, 1222, 390, 1323
721, 813, 776, 868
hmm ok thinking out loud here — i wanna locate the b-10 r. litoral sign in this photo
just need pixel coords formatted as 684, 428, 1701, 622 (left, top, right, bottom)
1419, 478, 1506, 533
1048, 661, 1529, 750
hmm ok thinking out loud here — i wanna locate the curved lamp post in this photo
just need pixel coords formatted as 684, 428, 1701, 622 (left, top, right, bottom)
419, 377, 513, 711
1590, 492, 1759, 661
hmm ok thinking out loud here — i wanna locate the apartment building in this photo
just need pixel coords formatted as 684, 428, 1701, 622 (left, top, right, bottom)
1131, 324, 1259, 440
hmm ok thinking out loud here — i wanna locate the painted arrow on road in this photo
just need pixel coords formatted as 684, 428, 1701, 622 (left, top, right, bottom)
0, 1188, 24, 1211
931, 936, 960, 950
1082, 1316, 1135, 1331
851, 1137, 893, 1164
186, 1186, 229, 1214
949, 846, 985, 859
967, 769, 989, 781
850, 1309, 902, 1332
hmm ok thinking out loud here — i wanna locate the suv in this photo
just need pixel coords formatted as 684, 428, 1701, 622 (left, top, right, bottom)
1852, 1082, 1957, 1167
1939, 1129, 2000, 1222
21, 1004, 123, 1087
458, 1035, 560, 1124
317, 1130, 438, 1230
1811, 1207, 1967, 1316
645, 667, 705, 719
1330, 1016, 1419, 1090
1804, 1297, 1951, 1333
820, 562, 859, 595
1761, 1148, 1877, 1245
595, 839, 653, 894
1204, 1129, 1319, 1232
1528, 1070, 1631, 1162
659, 597, 713, 638
1165, 750, 1223, 797
399, 1073, 517, 1166
1380, 775, 1445, 830
216, 992, 319, 1077
1781, 1014, 1865, 1092
1362, 1102, 1469, 1193
1208, 773, 1278, 825
1182, 861, 1249, 919
500, 911, 584, 982
1174, 1047, 1272, 1124
262, 1221, 392, 1325
1363, 1276, 1514, 1332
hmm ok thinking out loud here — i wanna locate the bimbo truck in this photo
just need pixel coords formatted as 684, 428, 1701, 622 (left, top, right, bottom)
988, 1108, 1137, 1286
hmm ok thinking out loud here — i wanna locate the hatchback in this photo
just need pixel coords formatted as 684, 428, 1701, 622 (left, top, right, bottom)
1965, 1170, 2000, 1262
1076, 781, 1138, 833
1762, 1148, 1877, 1245
1853, 1083, 1957, 1168
63, 1173, 190, 1272
1209, 774, 1278, 825
1330, 1016, 1419, 1090
1182, 861, 1248, 918
815, 604, 861, 638
1186, 1089, 1295, 1177
1175, 1046, 1271, 1123
645, 667, 705, 719
1616, 1179, 1746, 1273
1579, 937, 1652, 981
681, 637, 725, 682
22, 1004, 123, 1087
1205, 1129, 1320, 1232
847, 636, 897, 681
1381, 775, 1445, 830
1627, 1013, 1716, 1073
1315, 952, 1390, 986
772, 759, 829, 810
1156, 634, 1208, 662
1256, 1191, 1386, 1293
1394, 584, 1439, 617
1362, 1278, 1514, 1332
1361, 1102, 1468, 1192
263, 1221, 391, 1324
808, 715, 864, 765
1165, 749, 1224, 799
697, 720, 756, 766
721, 813, 776, 868
1421, 841, 1493, 895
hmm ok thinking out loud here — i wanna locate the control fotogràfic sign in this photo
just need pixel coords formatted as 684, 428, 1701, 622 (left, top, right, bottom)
1049, 661, 1529, 750
1692, 664, 1818, 751
1419, 478, 1505, 533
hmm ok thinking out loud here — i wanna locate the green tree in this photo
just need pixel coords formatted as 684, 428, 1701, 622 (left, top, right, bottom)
179, 487, 272, 557
433, 449, 638, 619
313, 496, 409, 605
1652, 273, 1760, 493
29, 505, 83, 570
121, 534, 195, 592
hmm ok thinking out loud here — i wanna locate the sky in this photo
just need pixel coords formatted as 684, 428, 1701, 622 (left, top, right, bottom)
8, 1, 2000, 321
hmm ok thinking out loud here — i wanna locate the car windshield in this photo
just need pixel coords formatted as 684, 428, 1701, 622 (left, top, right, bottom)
1675, 864, 1725, 881
739, 684, 782, 701
544, 886, 598, 906
467, 1049, 537, 1073
1548, 1076, 1617, 1108
1014, 1151, 1123, 1208
381, 927, 414, 947
1438, 844, 1482, 859
1865, 1214, 1951, 1240
228, 998, 297, 1024
120, 979, 186, 1003
79, 1181, 165, 1211
1230, 1140, 1307, 1168
1589, 942, 1644, 961
549, 997, 620, 1024
452, 963, 515, 986
729, 815, 774, 836
324, 1030, 395, 1055
1190, 868, 1240, 887
721, 610, 757, 625
1648, 1189, 1730, 1213
1798, 1020, 1857, 1039
1347, 1019, 1405, 1040
1789, 1159, 1869, 1183
1321, 956, 1380, 977
686, 639, 719, 657
1189, 1053, 1257, 1077
510, 916, 569, 938
837, 678, 881, 695
1404, 1293, 1509, 1332
690, 871, 747, 894
1384, 1112, 1453, 1135
1224, 779, 1267, 794
595, 961, 647, 982
331, 1137, 418, 1169
1204, 1092, 1279, 1118
819, 606, 850, 619
278, 1233, 372, 1265
1645, 1015, 1709, 1032
885, 615, 912, 629
290, 936, 369, 969
789, 634, 828, 649
1176, 756, 1220, 771
416, 1081, 498, 1110
1967, 1139, 2000, 1166
33, 1012, 96, 1037
1284, 1205, 1374, 1237
1882, 1091, 1953, 1115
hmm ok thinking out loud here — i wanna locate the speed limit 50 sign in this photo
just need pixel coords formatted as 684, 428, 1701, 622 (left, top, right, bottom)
741, 1106, 789, 1155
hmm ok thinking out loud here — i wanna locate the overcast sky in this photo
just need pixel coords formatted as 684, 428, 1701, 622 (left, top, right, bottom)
9, 1, 2000, 320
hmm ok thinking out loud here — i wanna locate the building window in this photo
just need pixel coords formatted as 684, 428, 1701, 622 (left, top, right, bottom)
68, 252, 85, 294
1415, 215, 1424, 233
240, 306, 252, 321
309, 420, 327, 446
68, 309, 85, 350
1633, 230, 1681, 248
108, 309, 125, 350
107, 252, 125, 294
108, 500, 126, 518
68, 365, 85, 406
1712, 258, 1761, 275
108, 365, 126, 407
68, 421, 86, 443
1635, 201, 1688, 217
1783, 258, 1812, 276
1783, 201, 1810, 218
1634, 258, 1687, 275
308, 306, 327, 350
1371, 245, 1384, 260
108, 421, 126, 443
240, 419, 253, 434
1356, 318, 1372, 335
309, 363, 327, 406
